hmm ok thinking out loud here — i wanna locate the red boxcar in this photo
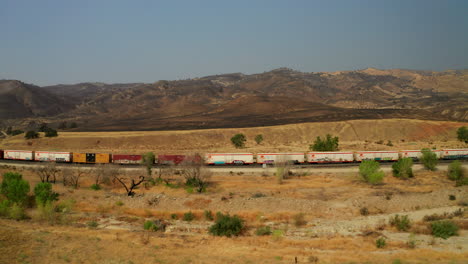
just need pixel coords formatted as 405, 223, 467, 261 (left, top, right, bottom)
112, 154, 143, 164
158, 155, 187, 165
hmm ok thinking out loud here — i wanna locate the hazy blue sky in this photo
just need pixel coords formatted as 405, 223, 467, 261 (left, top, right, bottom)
1, 0, 467, 85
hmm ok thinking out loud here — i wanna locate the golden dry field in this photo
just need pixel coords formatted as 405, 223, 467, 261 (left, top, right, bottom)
0, 162, 467, 264
1, 119, 467, 154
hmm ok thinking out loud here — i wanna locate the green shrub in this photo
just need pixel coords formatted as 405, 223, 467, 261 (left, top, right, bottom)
392, 158, 414, 179
171, 213, 178, 220
0, 200, 10, 217
44, 128, 58, 137
37, 202, 59, 224
455, 177, 468, 186
376, 237, 386, 248
204, 210, 214, 221
456, 126, 468, 143
143, 220, 158, 231
9, 203, 26, 220
55, 199, 75, 213
360, 207, 369, 216
231, 133, 247, 148
1, 172, 30, 206
183, 211, 195, 221
447, 160, 464, 181
431, 221, 459, 239
25, 130, 39, 139
386, 140, 393, 147
90, 184, 101, 191
209, 213, 244, 237
310, 134, 339, 151
10, 129, 24, 136
142, 152, 155, 177
359, 160, 384, 184
255, 226, 272, 236
389, 214, 411, 231
115, 201, 124, 206
87, 221, 98, 228
34, 182, 58, 206
254, 134, 264, 144
421, 148, 438, 171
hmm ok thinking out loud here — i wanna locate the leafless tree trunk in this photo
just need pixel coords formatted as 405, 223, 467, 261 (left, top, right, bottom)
35, 162, 60, 183
92, 163, 120, 186
62, 166, 85, 188
113, 171, 145, 196
179, 153, 211, 193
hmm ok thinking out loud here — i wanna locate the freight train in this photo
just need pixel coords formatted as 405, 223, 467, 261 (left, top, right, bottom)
0, 149, 467, 166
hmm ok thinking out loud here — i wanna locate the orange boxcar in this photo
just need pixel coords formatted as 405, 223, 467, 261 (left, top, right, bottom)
72, 153, 110, 163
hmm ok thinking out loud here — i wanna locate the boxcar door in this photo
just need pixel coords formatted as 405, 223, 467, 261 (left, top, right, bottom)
86, 153, 96, 163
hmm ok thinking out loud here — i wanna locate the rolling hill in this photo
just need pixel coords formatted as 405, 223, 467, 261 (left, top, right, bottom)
1, 68, 467, 131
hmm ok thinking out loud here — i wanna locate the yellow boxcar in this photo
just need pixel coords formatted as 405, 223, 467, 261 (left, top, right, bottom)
95, 153, 110, 164
72, 152, 87, 163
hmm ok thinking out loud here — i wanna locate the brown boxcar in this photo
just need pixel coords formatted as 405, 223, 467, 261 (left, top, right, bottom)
112, 154, 142, 164
0, 150, 4, 159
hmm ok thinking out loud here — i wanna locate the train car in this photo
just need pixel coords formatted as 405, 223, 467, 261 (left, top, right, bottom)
73, 152, 110, 163
307, 151, 354, 163
256, 153, 305, 164
34, 151, 72, 162
354, 151, 399, 162
440, 149, 468, 160
205, 153, 254, 165
112, 154, 143, 164
4, 150, 34, 161
399, 150, 423, 161
0, 150, 3, 159
158, 155, 187, 165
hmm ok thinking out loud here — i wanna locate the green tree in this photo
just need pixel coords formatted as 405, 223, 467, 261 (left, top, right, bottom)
231, 133, 247, 148
11, 130, 24, 136
421, 148, 438, 171
142, 152, 155, 177
359, 160, 385, 184
1, 172, 30, 206
34, 182, 59, 206
456, 126, 468, 143
310, 134, 339, 151
392, 158, 414, 179
44, 128, 58, 137
254, 134, 264, 144
25, 130, 39, 139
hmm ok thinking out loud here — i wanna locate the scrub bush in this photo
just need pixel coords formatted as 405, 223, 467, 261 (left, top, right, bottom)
359, 160, 384, 184
209, 213, 244, 237
421, 148, 438, 171
392, 158, 414, 179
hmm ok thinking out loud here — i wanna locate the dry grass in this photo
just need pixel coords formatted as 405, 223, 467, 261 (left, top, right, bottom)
1, 119, 466, 154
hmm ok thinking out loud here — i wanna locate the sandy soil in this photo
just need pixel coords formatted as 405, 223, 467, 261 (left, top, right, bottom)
0, 162, 467, 264
1, 119, 467, 154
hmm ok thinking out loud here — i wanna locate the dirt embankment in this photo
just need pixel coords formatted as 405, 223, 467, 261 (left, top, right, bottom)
0, 119, 466, 154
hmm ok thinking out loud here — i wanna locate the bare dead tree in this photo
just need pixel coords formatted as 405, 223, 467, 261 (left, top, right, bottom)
113, 171, 145, 196
275, 155, 292, 185
62, 166, 86, 188
179, 153, 211, 193
35, 162, 60, 183
93, 163, 120, 186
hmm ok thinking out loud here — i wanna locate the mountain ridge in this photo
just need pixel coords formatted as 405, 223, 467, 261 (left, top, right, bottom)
1, 67, 466, 131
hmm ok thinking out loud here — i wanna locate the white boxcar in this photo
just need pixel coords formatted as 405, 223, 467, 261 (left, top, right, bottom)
354, 151, 399, 162
257, 153, 305, 164
441, 149, 468, 160
4, 150, 34, 161
205, 153, 254, 165
307, 152, 354, 163
400, 150, 442, 160
399, 150, 423, 160
34, 151, 72, 162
